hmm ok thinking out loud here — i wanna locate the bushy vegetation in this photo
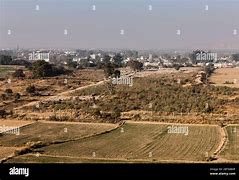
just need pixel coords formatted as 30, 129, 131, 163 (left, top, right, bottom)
92, 81, 225, 114
232, 53, 239, 61
0, 89, 21, 102
0, 109, 8, 118
0, 55, 31, 67
52, 76, 239, 117
0, 55, 12, 65
103, 63, 121, 78
28, 73, 239, 123
26, 85, 36, 95
12, 69, 25, 78
30, 60, 70, 78
127, 60, 143, 71
103, 63, 115, 78
49, 115, 70, 121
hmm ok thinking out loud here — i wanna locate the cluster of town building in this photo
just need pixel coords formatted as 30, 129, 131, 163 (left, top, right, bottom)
3, 49, 239, 69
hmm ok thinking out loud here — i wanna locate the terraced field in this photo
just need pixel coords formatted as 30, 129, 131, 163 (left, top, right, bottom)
0, 121, 118, 147
220, 125, 239, 160
27, 122, 222, 162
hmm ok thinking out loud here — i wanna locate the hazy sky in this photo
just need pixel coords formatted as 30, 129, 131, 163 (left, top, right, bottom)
0, 0, 238, 50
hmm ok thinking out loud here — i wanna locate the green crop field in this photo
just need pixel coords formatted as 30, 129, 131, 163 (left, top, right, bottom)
0, 122, 117, 147
22, 122, 222, 163
220, 125, 239, 160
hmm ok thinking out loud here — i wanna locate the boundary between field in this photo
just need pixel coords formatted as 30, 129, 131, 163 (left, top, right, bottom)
0, 121, 124, 163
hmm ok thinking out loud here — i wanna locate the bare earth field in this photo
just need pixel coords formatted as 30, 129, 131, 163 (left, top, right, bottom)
210, 68, 239, 88
0, 69, 105, 110
0, 147, 16, 160
0, 120, 33, 127
135, 67, 200, 78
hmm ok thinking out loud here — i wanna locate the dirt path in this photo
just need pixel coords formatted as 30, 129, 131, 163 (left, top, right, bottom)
0, 120, 34, 127
14, 80, 107, 110
38, 120, 118, 127
213, 127, 228, 156
14, 72, 135, 110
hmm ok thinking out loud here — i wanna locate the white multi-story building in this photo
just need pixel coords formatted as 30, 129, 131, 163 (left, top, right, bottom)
90, 54, 96, 59
73, 57, 81, 62
29, 51, 50, 62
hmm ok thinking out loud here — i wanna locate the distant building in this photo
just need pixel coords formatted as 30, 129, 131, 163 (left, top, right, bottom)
144, 62, 160, 70
73, 57, 81, 63
140, 56, 144, 60
90, 54, 96, 59
29, 51, 50, 62
148, 54, 153, 61
213, 63, 223, 68
64, 51, 77, 56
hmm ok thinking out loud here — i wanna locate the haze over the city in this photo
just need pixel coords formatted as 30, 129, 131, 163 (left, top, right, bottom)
0, 0, 238, 50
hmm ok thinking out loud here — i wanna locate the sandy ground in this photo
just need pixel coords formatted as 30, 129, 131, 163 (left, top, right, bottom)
210, 67, 239, 88
0, 147, 16, 160
135, 67, 200, 77
14, 80, 107, 110
0, 120, 34, 127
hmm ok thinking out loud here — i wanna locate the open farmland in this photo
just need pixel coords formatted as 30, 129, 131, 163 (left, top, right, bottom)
0, 121, 117, 162
0, 65, 19, 78
1, 68, 239, 164
210, 68, 239, 88
6, 121, 223, 163
0, 121, 117, 147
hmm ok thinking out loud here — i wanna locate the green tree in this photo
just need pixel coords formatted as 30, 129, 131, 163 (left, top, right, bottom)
111, 108, 121, 120
102, 55, 111, 64
114, 70, 121, 78
32, 60, 53, 77
232, 54, 239, 61
127, 60, 143, 71
12, 69, 25, 78
68, 60, 78, 69
0, 55, 12, 65
113, 53, 123, 67
204, 63, 214, 76
31, 60, 67, 78
173, 64, 181, 71
103, 63, 115, 78
189, 50, 205, 64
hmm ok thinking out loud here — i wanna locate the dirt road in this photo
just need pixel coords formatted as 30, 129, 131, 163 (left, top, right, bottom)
14, 72, 135, 110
